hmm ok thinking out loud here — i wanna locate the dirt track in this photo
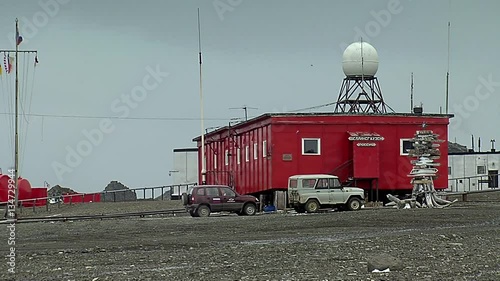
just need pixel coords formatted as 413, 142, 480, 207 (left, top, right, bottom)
1, 201, 499, 281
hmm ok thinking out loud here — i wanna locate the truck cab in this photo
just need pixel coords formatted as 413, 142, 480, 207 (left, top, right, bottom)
288, 174, 365, 213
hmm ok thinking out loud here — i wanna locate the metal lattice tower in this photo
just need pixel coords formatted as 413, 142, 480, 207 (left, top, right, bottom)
334, 76, 388, 114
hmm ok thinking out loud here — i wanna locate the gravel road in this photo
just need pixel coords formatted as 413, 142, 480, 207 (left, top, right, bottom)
1, 201, 499, 281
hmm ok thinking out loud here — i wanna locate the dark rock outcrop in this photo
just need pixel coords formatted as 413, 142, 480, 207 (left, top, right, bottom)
48, 185, 77, 197
102, 181, 136, 202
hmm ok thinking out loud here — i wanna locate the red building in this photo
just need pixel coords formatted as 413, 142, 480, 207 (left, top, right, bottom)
193, 113, 451, 201
193, 41, 454, 202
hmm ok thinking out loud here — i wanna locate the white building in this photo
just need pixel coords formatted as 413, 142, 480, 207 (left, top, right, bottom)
448, 151, 500, 192
170, 148, 198, 197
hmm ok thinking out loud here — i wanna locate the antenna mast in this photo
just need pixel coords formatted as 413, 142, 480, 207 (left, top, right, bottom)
360, 37, 364, 95
229, 105, 258, 121
411, 72, 414, 112
197, 8, 206, 184
14, 19, 20, 216
445, 1, 451, 114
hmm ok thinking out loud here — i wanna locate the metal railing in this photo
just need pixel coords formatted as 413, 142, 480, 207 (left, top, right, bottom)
447, 174, 499, 192
0, 183, 197, 215
100, 184, 196, 202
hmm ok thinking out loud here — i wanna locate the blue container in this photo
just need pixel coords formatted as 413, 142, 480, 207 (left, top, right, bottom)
263, 205, 276, 212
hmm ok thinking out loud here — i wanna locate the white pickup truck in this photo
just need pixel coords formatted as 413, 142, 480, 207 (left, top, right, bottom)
287, 174, 365, 213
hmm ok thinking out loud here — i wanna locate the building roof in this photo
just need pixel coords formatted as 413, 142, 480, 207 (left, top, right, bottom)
192, 112, 454, 142
449, 150, 500, 155
438, 141, 500, 155
173, 148, 198, 152
448, 141, 468, 154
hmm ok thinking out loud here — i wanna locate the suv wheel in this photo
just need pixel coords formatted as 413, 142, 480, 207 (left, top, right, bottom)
347, 197, 362, 211
181, 193, 189, 205
197, 205, 211, 217
189, 210, 198, 217
294, 207, 306, 213
305, 199, 320, 213
242, 203, 256, 216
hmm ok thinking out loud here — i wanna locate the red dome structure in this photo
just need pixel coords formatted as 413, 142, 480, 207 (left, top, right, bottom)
0, 174, 32, 203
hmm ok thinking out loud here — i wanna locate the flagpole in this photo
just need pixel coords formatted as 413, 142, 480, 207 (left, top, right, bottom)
0, 20, 37, 219
13, 18, 20, 217
198, 8, 206, 185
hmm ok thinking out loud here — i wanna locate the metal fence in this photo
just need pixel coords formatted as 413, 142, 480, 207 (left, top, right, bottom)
1, 183, 197, 215
448, 174, 499, 192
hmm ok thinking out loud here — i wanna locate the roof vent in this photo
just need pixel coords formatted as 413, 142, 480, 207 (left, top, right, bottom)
413, 106, 423, 115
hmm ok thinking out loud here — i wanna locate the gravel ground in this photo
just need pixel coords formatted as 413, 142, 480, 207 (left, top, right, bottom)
1, 200, 499, 281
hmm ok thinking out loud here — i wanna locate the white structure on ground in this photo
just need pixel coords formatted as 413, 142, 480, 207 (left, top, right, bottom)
448, 151, 500, 192
170, 148, 199, 197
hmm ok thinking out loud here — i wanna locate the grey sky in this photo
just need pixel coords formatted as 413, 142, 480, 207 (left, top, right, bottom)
0, 0, 499, 192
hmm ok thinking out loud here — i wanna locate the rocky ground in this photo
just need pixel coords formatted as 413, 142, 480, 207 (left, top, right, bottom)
0, 198, 499, 281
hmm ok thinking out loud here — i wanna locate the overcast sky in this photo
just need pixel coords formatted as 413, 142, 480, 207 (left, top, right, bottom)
0, 0, 499, 192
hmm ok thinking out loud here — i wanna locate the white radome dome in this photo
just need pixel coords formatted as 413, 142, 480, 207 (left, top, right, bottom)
342, 42, 379, 77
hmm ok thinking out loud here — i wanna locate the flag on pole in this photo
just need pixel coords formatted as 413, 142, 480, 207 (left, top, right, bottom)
16, 29, 23, 46
3, 53, 9, 74
7, 54, 13, 74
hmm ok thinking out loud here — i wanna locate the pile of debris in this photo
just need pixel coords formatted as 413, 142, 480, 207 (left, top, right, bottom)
101, 181, 137, 202
387, 129, 457, 209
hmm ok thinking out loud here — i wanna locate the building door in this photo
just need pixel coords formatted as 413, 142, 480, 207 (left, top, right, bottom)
488, 170, 498, 188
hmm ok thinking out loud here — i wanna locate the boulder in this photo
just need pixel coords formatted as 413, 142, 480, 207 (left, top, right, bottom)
367, 253, 403, 272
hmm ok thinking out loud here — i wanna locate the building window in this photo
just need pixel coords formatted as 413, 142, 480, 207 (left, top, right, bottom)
224, 150, 229, 166
400, 139, 413, 155
254, 143, 258, 159
448, 166, 451, 175
302, 138, 320, 155
214, 154, 217, 169
237, 148, 241, 164
262, 140, 267, 157
245, 146, 249, 162
477, 165, 486, 174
